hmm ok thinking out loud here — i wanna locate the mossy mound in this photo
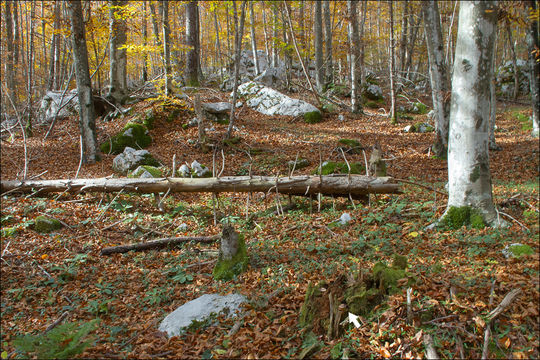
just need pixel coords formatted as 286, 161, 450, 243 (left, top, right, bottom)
299, 256, 413, 335
338, 139, 362, 154
304, 111, 322, 124
143, 109, 155, 129
504, 244, 534, 258
128, 165, 163, 178
212, 234, 249, 281
34, 216, 63, 233
313, 161, 365, 175
100, 123, 152, 155
407, 102, 429, 115
440, 206, 486, 230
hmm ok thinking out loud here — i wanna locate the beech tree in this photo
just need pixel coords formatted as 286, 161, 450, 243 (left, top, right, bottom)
161, 0, 172, 96
348, 0, 362, 113
423, 0, 450, 157
107, 0, 128, 103
186, 0, 200, 87
323, 0, 333, 86
314, 1, 324, 92
67, 0, 98, 164
443, 1, 501, 227
526, 0, 539, 137
3, 1, 16, 104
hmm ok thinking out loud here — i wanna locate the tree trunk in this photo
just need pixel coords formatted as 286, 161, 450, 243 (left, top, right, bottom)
67, 0, 98, 164
314, 1, 324, 92
185, 0, 200, 87
388, 1, 397, 123
445, 1, 500, 226
249, 2, 260, 76
213, 8, 223, 81
272, 3, 279, 67
526, 0, 539, 137
25, 1, 36, 137
261, 1, 270, 64
47, 0, 62, 91
348, 0, 362, 113
506, 25, 519, 100
3, 1, 16, 107
162, 0, 172, 96
108, 0, 128, 103
299, 0, 306, 65
423, 0, 450, 157
399, 1, 409, 74
358, 1, 367, 87
323, 0, 333, 86
142, 1, 148, 83
1, 175, 401, 198
226, 0, 247, 140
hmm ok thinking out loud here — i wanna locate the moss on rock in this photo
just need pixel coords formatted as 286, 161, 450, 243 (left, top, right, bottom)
338, 139, 362, 154
408, 102, 428, 115
100, 123, 152, 154
440, 206, 486, 230
304, 111, 322, 124
34, 216, 63, 233
212, 234, 248, 281
128, 165, 163, 178
506, 244, 534, 258
143, 109, 156, 129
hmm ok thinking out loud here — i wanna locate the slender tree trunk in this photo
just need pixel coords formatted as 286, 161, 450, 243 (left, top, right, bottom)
108, 0, 128, 103
162, 1, 171, 96
323, 0, 333, 86
261, 1, 270, 64
527, 0, 539, 137
388, 1, 397, 123
299, 0, 305, 65
149, 1, 161, 77
226, 0, 247, 140
67, 0, 98, 164
272, 3, 278, 67
185, 0, 200, 87
13, 0, 20, 64
359, 1, 367, 87
213, 8, 223, 81
281, 3, 293, 88
249, 1, 260, 75
445, 1, 500, 226
348, 0, 362, 113
47, 0, 62, 91
25, 2, 36, 137
314, 1, 324, 92
505, 25, 519, 100
3, 1, 16, 108
404, 14, 421, 81
399, 1, 409, 74
423, 0, 450, 157
142, 1, 148, 83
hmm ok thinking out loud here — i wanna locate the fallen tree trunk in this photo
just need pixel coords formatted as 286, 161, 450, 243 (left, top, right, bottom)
1, 175, 400, 198
101, 235, 220, 255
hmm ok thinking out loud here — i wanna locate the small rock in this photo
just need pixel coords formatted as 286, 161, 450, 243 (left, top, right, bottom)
338, 114, 345, 122
178, 164, 190, 177
339, 213, 352, 225
191, 160, 210, 178
34, 216, 63, 233
177, 223, 188, 232
403, 125, 412, 133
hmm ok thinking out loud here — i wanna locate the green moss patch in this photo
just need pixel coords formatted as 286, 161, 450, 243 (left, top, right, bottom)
100, 123, 152, 155
34, 216, 63, 233
440, 206, 486, 230
143, 109, 155, 129
407, 102, 429, 115
212, 234, 249, 281
128, 165, 163, 178
304, 111, 322, 124
314, 161, 365, 175
506, 244, 534, 258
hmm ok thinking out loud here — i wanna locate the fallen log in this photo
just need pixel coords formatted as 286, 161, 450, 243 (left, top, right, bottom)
100, 235, 220, 255
1, 175, 400, 198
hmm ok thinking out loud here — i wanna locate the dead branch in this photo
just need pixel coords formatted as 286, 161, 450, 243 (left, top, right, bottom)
101, 235, 220, 255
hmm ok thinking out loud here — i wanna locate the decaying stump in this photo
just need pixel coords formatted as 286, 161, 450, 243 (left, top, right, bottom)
369, 143, 387, 177
212, 225, 248, 281
298, 255, 412, 340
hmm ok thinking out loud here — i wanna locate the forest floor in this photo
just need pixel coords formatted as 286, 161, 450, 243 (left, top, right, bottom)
0, 87, 538, 359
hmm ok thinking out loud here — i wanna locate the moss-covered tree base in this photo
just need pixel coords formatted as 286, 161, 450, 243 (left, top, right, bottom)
212, 232, 249, 281
299, 255, 413, 337
440, 206, 486, 230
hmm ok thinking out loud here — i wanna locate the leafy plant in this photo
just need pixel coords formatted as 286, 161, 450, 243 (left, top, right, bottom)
13, 319, 99, 359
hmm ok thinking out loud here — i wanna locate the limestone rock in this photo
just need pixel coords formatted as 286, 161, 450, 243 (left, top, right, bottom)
202, 102, 232, 114
38, 90, 78, 123
362, 84, 383, 101
129, 165, 163, 178
34, 216, 63, 233
191, 160, 210, 178
112, 147, 159, 174
158, 293, 247, 338
237, 81, 320, 118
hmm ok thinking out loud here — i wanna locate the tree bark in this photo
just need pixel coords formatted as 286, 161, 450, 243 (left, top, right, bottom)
526, 0, 539, 137
142, 1, 148, 83
272, 3, 278, 67
226, 0, 247, 140
108, 0, 128, 103
161, 0, 172, 96
249, 1, 260, 76
423, 0, 450, 157
445, 1, 500, 226
185, 0, 200, 87
506, 25, 519, 100
388, 1, 397, 123
1, 175, 401, 198
314, 1, 324, 92
323, 0, 333, 86
348, 0, 362, 113
3, 1, 16, 107
67, 0, 98, 164
213, 8, 223, 81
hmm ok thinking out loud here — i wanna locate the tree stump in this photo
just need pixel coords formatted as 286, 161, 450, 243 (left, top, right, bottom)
212, 225, 248, 281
